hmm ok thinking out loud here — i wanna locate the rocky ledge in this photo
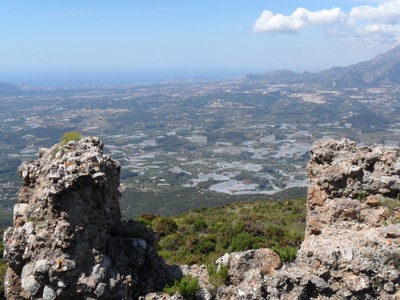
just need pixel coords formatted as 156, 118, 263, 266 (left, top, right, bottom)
3, 137, 176, 299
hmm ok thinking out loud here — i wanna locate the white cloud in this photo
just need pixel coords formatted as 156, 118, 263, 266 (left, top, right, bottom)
349, 0, 400, 23
253, 0, 400, 44
253, 7, 343, 33
349, 23, 400, 43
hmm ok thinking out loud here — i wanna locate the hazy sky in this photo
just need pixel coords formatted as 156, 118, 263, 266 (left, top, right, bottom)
1, 0, 400, 83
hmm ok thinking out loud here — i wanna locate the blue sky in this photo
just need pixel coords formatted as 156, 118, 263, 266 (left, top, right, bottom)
1, 1, 400, 84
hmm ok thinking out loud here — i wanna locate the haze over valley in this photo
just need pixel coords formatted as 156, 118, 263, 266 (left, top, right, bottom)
1, 44, 400, 226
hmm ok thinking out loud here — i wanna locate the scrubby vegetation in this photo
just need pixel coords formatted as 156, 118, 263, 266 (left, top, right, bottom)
163, 275, 200, 299
207, 263, 229, 287
60, 131, 82, 145
140, 198, 306, 266
51, 131, 82, 158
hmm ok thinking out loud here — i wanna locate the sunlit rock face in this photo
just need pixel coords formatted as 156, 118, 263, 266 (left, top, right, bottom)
216, 139, 400, 299
266, 139, 400, 299
3, 137, 171, 299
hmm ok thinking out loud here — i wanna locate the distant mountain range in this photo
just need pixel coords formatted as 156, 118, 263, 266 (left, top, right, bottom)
244, 44, 400, 87
2, 44, 400, 89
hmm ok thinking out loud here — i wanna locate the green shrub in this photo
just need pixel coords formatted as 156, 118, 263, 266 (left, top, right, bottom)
230, 232, 258, 252
136, 213, 162, 226
197, 236, 216, 254
139, 213, 160, 222
178, 276, 200, 298
60, 131, 81, 145
356, 191, 367, 201
185, 236, 200, 253
193, 218, 208, 232
244, 220, 265, 237
186, 235, 216, 254
272, 245, 298, 262
164, 275, 200, 299
208, 263, 229, 287
265, 224, 285, 240
135, 217, 152, 226
153, 217, 178, 237
159, 234, 182, 251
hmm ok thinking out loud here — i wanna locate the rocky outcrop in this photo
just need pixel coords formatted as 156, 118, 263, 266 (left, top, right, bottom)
216, 139, 400, 299
3, 137, 176, 299
6, 137, 400, 299
215, 249, 281, 299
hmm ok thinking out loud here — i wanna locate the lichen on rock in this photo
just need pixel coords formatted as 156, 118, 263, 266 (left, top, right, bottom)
3, 137, 174, 299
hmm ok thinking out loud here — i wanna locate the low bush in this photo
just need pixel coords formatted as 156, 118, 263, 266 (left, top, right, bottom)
208, 263, 229, 287
139, 213, 159, 222
159, 234, 182, 251
186, 235, 216, 254
164, 275, 200, 299
60, 131, 81, 145
229, 232, 259, 252
152, 217, 178, 237
272, 245, 298, 262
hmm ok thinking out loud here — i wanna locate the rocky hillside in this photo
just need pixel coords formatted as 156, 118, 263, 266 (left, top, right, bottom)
2, 137, 179, 299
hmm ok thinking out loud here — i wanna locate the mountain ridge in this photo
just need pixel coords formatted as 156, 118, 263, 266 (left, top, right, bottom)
245, 44, 400, 87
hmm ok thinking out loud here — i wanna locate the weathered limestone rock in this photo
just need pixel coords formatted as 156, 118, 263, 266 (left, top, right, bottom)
270, 139, 400, 299
3, 137, 174, 299
215, 139, 400, 299
216, 249, 281, 300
